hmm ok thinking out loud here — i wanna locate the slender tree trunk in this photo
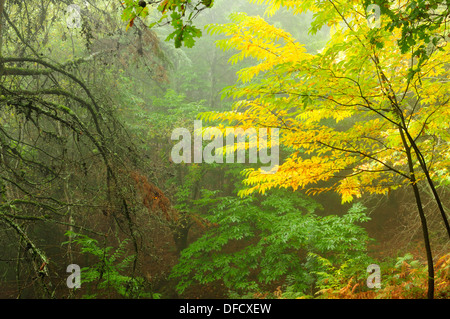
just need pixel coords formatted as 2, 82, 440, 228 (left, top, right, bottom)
0, 0, 5, 61
372, 53, 449, 243
399, 128, 434, 299
410, 179, 435, 299
405, 132, 450, 239
378, 53, 437, 298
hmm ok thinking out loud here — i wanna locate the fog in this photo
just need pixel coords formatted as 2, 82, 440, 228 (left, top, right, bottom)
0, 0, 448, 301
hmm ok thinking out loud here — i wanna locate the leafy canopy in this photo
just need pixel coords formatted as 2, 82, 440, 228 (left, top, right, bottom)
201, 0, 450, 203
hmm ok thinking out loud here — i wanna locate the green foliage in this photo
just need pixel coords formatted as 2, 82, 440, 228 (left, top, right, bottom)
172, 164, 205, 210
170, 190, 373, 297
63, 231, 159, 299
122, 0, 215, 48
364, 0, 449, 71
114, 77, 207, 154
309, 252, 375, 297
148, 89, 207, 124
394, 253, 421, 269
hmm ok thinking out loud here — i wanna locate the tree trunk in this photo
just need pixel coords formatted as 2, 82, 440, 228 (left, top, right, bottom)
0, 0, 5, 60
405, 131, 450, 240
410, 180, 435, 299
400, 128, 434, 299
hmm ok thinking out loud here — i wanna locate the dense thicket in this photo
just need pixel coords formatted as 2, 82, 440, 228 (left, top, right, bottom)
0, 0, 448, 299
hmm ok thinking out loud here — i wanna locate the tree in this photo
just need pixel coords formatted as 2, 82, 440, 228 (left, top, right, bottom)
202, 0, 449, 298
171, 189, 373, 297
0, 0, 172, 298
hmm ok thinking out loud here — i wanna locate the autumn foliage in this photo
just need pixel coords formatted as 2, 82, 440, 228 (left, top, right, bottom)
200, 0, 449, 299
203, 4, 450, 203
312, 253, 450, 299
131, 171, 174, 220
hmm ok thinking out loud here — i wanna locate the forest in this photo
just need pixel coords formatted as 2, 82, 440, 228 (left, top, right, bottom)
0, 0, 449, 300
